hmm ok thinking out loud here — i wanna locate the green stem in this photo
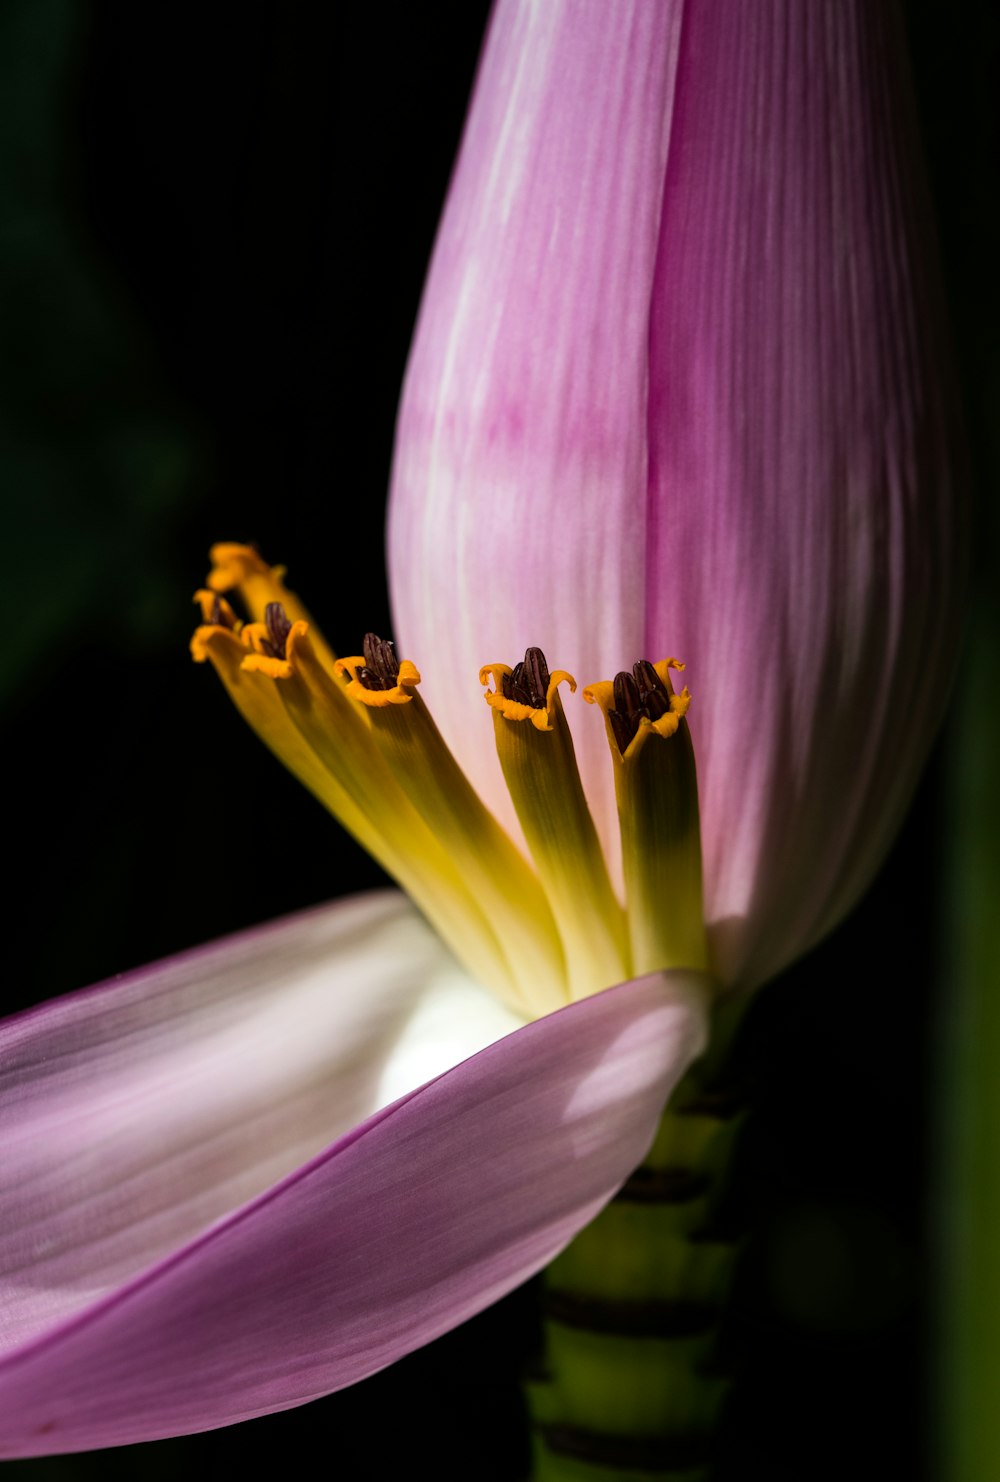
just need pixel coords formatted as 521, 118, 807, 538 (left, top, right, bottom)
525, 994, 750, 1481
939, 573, 1000, 1478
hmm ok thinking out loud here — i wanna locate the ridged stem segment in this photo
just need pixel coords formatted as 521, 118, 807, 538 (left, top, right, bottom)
526, 995, 749, 1481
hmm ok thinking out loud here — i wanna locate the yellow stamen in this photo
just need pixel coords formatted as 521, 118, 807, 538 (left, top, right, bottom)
195, 555, 571, 1012
205, 544, 337, 674
585, 659, 707, 977
335, 656, 568, 1013
196, 611, 498, 993
190, 623, 350, 816
482, 657, 630, 999
225, 619, 521, 1009
195, 548, 715, 1021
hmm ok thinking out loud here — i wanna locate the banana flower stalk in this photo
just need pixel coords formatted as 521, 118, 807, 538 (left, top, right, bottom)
0, 0, 962, 1466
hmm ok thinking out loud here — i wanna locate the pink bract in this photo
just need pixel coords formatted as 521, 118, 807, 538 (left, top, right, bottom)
0, 892, 707, 1455
389, 0, 965, 990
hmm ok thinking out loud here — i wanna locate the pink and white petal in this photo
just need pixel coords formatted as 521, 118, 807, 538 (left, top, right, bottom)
1, 890, 522, 1351
388, 0, 685, 861
0, 967, 709, 1456
642, 2, 964, 988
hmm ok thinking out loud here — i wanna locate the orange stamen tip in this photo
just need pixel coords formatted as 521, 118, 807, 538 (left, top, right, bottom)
284, 621, 311, 661
192, 589, 240, 629
189, 623, 244, 666
233, 616, 309, 680
334, 656, 421, 706
241, 652, 293, 680
582, 681, 612, 709
240, 621, 271, 655
480, 655, 575, 732
206, 542, 286, 594
189, 629, 211, 663
584, 659, 691, 757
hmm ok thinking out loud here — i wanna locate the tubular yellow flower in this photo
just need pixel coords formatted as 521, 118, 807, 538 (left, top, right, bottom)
482, 650, 630, 999
192, 550, 717, 1022
205, 541, 338, 674
192, 596, 523, 1011
585, 660, 707, 977
334, 637, 567, 1012
188, 548, 725, 1474
1, 1, 965, 1466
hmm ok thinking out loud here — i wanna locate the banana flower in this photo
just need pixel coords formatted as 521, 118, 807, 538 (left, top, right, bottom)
0, 0, 962, 1459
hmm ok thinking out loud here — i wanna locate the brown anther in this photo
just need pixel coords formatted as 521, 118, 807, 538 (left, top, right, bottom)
261, 602, 293, 660
613, 670, 641, 718
501, 646, 551, 709
201, 592, 237, 628
632, 658, 671, 721
608, 659, 673, 755
357, 633, 400, 691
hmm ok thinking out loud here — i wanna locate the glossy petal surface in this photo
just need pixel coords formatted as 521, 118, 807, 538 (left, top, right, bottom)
0, 892, 708, 1454
388, 0, 963, 988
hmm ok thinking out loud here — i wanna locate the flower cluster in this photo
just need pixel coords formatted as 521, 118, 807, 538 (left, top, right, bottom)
0, 0, 962, 1458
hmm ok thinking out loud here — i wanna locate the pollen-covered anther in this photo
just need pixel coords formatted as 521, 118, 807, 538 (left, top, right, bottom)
336, 634, 421, 706
480, 647, 576, 733
584, 658, 690, 756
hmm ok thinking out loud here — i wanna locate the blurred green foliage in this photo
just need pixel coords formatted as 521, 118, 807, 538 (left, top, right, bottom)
943, 513, 1000, 1482
903, 2, 1000, 1478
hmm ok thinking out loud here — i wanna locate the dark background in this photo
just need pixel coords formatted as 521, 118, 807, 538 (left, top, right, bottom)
1, 3, 995, 1479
